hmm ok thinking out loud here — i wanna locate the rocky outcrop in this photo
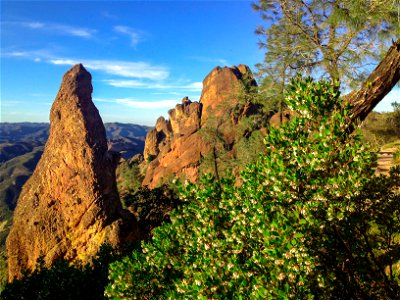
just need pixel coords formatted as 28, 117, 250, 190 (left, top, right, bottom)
142, 65, 258, 188
169, 97, 202, 136
200, 65, 256, 125
6, 64, 139, 280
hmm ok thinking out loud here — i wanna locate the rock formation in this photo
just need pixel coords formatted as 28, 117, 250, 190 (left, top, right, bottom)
142, 65, 259, 188
200, 64, 256, 125
6, 64, 139, 280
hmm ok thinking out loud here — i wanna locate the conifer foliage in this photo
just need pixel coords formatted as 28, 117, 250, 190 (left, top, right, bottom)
253, 0, 399, 97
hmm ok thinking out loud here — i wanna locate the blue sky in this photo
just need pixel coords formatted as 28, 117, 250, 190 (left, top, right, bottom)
1, 0, 398, 125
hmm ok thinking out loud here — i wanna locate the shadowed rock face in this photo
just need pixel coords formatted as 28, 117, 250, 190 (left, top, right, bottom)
142, 65, 257, 188
6, 64, 139, 280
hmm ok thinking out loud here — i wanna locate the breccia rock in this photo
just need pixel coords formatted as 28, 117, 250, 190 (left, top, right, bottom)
142, 65, 258, 188
6, 64, 139, 280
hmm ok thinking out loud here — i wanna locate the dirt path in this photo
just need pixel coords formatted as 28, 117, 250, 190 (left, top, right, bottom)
376, 147, 397, 175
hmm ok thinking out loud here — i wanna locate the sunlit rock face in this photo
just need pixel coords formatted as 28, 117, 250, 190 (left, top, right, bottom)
7, 64, 139, 280
142, 64, 258, 188
200, 64, 256, 125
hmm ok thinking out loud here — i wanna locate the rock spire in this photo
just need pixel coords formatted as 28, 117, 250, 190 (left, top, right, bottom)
7, 64, 139, 280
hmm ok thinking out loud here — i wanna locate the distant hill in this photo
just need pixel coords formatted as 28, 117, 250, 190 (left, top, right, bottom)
0, 123, 49, 143
0, 146, 44, 224
105, 122, 151, 159
0, 122, 151, 158
105, 122, 150, 140
0, 141, 44, 164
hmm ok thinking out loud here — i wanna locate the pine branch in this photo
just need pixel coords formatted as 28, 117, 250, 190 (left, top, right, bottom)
299, 0, 320, 44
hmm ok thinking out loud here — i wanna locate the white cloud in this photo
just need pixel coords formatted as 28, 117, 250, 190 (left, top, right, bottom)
3, 51, 27, 57
93, 97, 181, 109
116, 98, 178, 109
50, 59, 169, 80
104, 79, 202, 91
114, 25, 142, 47
1, 49, 55, 59
189, 56, 229, 66
2, 48, 170, 80
93, 97, 115, 103
105, 79, 145, 88
18, 21, 96, 38
152, 91, 181, 96
24, 22, 45, 29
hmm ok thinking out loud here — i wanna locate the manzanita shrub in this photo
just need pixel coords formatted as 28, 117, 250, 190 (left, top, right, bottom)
106, 77, 400, 299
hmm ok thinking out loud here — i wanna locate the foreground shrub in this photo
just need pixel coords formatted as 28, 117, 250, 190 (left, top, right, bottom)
123, 186, 180, 237
107, 77, 400, 299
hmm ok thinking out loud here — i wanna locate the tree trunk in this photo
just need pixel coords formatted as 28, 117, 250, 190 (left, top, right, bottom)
345, 39, 400, 122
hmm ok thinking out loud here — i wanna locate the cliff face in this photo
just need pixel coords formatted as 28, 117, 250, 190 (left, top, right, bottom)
142, 65, 258, 188
6, 64, 139, 280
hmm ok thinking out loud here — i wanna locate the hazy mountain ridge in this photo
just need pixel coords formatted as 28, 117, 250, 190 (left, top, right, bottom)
0, 123, 49, 143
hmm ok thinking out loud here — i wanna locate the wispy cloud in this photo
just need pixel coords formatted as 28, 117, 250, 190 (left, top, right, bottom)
93, 97, 179, 109
116, 98, 178, 109
152, 91, 182, 96
104, 79, 145, 88
189, 56, 229, 66
2, 48, 170, 80
2, 49, 58, 59
3, 51, 27, 57
104, 79, 202, 91
18, 21, 96, 38
1, 100, 22, 107
23, 22, 45, 29
114, 25, 144, 47
93, 97, 116, 103
50, 59, 169, 80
